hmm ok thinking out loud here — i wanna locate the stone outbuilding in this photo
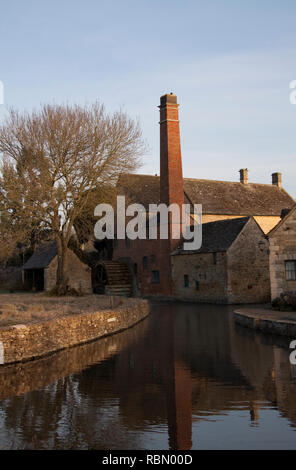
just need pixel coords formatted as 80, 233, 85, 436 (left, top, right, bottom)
171, 217, 270, 304
23, 241, 92, 293
268, 205, 296, 300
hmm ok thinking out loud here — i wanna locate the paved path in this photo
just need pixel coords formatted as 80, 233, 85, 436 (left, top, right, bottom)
234, 307, 296, 337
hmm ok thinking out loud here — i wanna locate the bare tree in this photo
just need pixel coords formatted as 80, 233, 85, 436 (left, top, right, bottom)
0, 200, 27, 264
0, 103, 144, 293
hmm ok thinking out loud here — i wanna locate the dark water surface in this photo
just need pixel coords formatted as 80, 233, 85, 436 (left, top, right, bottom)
0, 302, 296, 450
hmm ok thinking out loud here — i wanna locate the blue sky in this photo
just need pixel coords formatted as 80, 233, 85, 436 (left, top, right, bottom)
0, 0, 295, 196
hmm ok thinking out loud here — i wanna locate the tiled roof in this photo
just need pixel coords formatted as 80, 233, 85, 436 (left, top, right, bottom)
23, 241, 57, 270
173, 217, 251, 254
118, 174, 295, 216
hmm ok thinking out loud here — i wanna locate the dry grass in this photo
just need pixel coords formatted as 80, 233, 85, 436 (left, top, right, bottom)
0, 293, 129, 327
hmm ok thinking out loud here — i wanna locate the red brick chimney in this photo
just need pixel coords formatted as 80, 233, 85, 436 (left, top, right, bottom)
159, 93, 184, 209
158, 94, 184, 296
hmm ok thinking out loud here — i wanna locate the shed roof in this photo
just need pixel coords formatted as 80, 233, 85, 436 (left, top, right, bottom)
23, 241, 57, 270
172, 217, 251, 255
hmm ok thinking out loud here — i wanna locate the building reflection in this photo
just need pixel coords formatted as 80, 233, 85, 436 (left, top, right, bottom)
0, 302, 296, 449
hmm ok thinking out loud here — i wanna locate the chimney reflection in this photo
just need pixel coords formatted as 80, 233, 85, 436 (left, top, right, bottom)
161, 308, 192, 450
113, 305, 193, 450
167, 361, 192, 450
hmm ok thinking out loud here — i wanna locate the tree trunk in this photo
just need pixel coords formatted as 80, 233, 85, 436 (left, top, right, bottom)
56, 236, 69, 295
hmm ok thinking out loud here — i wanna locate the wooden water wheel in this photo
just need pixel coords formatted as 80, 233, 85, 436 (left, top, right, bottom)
94, 261, 133, 297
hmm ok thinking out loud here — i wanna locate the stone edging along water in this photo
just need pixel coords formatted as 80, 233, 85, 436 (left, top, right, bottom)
0, 299, 149, 365
234, 309, 296, 337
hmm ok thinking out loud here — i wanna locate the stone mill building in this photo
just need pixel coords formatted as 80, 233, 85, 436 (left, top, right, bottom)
113, 93, 295, 303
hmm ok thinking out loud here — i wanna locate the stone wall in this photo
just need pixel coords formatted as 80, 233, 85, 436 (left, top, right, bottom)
227, 218, 270, 303
0, 298, 149, 365
171, 252, 228, 303
234, 309, 296, 337
269, 209, 296, 300
0, 267, 23, 290
44, 249, 92, 293
0, 316, 149, 400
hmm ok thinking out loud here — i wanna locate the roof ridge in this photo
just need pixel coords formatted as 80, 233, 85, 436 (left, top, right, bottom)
184, 178, 288, 188
122, 173, 292, 191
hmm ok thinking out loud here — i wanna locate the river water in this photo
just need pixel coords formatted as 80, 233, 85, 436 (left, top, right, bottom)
0, 301, 295, 450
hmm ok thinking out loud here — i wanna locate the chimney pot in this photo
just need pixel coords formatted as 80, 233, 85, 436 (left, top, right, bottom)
239, 168, 248, 184
272, 172, 282, 189
160, 93, 178, 107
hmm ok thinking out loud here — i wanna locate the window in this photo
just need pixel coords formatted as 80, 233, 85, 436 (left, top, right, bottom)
129, 352, 135, 369
151, 270, 160, 284
213, 253, 217, 265
143, 256, 148, 269
125, 238, 131, 248
184, 274, 189, 288
285, 261, 296, 281
195, 280, 200, 291
113, 235, 118, 249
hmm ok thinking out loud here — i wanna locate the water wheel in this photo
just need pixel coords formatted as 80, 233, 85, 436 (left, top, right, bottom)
94, 261, 133, 297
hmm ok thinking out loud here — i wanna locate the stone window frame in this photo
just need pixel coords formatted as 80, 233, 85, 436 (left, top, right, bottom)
285, 260, 296, 281
143, 256, 148, 269
151, 270, 160, 284
184, 274, 189, 288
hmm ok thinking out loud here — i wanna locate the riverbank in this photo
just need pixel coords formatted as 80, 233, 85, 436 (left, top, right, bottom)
0, 316, 149, 400
234, 307, 296, 337
0, 294, 149, 365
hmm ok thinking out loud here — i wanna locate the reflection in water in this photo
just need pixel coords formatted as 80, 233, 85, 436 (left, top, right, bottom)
0, 302, 296, 449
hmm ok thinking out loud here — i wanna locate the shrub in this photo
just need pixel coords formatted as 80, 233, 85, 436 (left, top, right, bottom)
272, 291, 296, 311
46, 285, 84, 297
